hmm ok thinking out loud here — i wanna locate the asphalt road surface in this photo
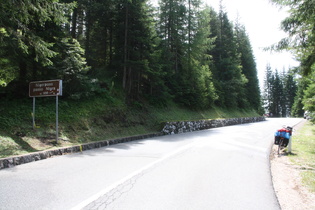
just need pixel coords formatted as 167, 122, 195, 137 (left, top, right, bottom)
0, 118, 303, 210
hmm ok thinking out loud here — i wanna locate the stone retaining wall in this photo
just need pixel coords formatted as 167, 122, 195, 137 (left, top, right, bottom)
0, 117, 265, 170
161, 117, 265, 135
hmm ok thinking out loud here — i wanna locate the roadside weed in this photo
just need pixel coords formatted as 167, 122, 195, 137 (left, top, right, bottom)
290, 121, 315, 192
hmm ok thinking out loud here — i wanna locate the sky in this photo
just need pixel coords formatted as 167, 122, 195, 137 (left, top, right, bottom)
206, 0, 299, 88
150, 0, 299, 89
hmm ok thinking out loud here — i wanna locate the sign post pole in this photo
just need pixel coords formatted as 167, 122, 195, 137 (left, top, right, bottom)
56, 95, 59, 143
29, 80, 62, 144
32, 97, 36, 129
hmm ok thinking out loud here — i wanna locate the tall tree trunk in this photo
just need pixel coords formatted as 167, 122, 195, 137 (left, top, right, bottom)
71, 8, 77, 38
109, 23, 113, 64
85, 5, 91, 66
188, 0, 191, 67
128, 66, 132, 94
77, 9, 84, 38
104, 28, 108, 66
123, 3, 129, 90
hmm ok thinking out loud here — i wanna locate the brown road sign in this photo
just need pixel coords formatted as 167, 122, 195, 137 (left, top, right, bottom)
29, 80, 62, 97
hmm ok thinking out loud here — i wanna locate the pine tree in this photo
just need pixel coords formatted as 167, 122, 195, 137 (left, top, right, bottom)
158, 0, 186, 77
263, 64, 273, 115
0, 0, 75, 95
291, 77, 306, 117
263, 66, 297, 117
273, 70, 284, 117
112, 0, 164, 102
181, 4, 217, 108
235, 23, 261, 110
157, 0, 218, 108
208, 5, 247, 108
283, 70, 297, 116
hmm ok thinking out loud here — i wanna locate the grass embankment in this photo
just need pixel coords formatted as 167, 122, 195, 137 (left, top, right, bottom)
0, 94, 259, 158
290, 121, 315, 192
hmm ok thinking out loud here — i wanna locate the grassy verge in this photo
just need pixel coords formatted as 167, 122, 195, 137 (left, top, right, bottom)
289, 121, 315, 192
0, 94, 260, 158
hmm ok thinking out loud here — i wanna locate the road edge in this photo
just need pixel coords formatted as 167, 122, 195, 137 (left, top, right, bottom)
0, 117, 265, 170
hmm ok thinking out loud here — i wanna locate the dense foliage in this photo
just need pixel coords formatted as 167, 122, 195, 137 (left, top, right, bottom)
0, 0, 261, 111
269, 0, 315, 119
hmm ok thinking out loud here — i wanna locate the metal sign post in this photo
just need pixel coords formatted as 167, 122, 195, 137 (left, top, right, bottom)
29, 80, 62, 143
56, 95, 59, 143
32, 97, 36, 129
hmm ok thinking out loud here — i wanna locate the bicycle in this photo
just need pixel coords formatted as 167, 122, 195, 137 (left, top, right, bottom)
274, 126, 292, 155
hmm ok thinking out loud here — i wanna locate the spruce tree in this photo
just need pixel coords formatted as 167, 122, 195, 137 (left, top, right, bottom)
283, 70, 297, 116
263, 64, 273, 115
113, 0, 164, 102
0, 0, 75, 95
263, 66, 297, 117
235, 23, 261, 110
291, 77, 306, 117
181, 4, 217, 108
208, 6, 247, 108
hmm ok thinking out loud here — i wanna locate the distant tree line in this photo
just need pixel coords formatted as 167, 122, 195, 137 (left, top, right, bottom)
263, 65, 297, 117
0, 0, 261, 111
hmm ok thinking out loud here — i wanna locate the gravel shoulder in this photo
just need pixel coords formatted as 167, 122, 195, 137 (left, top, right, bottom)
270, 120, 315, 210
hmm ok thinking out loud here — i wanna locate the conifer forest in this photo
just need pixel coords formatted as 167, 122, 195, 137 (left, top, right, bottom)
0, 0, 314, 118
0, 0, 261, 110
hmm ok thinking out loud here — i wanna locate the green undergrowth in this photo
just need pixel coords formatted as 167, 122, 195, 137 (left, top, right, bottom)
289, 121, 315, 192
0, 94, 259, 158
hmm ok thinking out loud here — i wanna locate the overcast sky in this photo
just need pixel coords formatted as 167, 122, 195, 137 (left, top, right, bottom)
150, 0, 299, 88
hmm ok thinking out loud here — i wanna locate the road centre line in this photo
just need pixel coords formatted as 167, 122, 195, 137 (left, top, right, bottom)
71, 140, 197, 210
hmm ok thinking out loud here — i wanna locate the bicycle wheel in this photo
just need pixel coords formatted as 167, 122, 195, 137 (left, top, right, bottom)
278, 138, 283, 155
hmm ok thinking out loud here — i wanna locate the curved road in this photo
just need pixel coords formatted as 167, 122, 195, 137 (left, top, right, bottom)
0, 118, 302, 209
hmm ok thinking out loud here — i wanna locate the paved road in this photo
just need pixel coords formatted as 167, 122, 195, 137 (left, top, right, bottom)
0, 118, 303, 209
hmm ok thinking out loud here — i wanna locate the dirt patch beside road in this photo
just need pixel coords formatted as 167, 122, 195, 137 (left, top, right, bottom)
270, 120, 315, 210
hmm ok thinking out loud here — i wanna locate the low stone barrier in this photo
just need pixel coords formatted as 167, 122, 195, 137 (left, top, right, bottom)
0, 117, 265, 170
0, 133, 163, 170
161, 117, 265, 135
